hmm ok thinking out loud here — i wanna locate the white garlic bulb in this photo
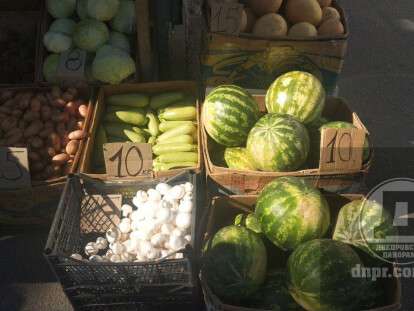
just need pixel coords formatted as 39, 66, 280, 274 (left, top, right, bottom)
167, 185, 185, 200
184, 182, 193, 193
147, 188, 162, 202
156, 206, 171, 222
130, 230, 148, 241
184, 235, 192, 243
161, 223, 175, 235
89, 255, 103, 262
110, 242, 126, 255
70, 253, 83, 260
121, 204, 133, 217
121, 252, 135, 262
156, 183, 171, 196
130, 209, 144, 223
172, 227, 184, 237
85, 242, 99, 256
169, 235, 185, 251
176, 212, 191, 229
135, 190, 148, 203
160, 200, 173, 210
106, 227, 120, 244
150, 233, 167, 248
136, 253, 147, 262
119, 221, 131, 234
146, 248, 161, 260
119, 232, 129, 242
95, 237, 108, 250
110, 254, 122, 263
178, 199, 192, 213
139, 240, 153, 255
182, 192, 193, 201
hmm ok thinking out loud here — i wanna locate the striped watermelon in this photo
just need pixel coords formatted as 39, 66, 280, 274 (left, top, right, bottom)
255, 176, 330, 250
265, 71, 325, 124
287, 239, 370, 311
203, 85, 260, 147
333, 199, 397, 259
246, 114, 310, 172
224, 147, 257, 171
202, 225, 267, 303
234, 213, 262, 234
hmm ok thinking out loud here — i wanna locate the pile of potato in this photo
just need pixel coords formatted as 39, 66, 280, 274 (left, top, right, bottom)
238, 0, 345, 38
0, 87, 89, 181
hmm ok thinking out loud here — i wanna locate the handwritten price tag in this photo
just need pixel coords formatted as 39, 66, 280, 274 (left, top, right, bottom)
319, 128, 366, 173
56, 49, 87, 82
210, 2, 243, 35
0, 147, 31, 189
103, 143, 153, 178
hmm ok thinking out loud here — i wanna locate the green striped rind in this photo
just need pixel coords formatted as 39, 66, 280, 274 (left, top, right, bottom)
333, 199, 397, 257
255, 176, 330, 250
234, 213, 262, 234
287, 239, 369, 311
202, 225, 267, 303
224, 147, 257, 171
203, 85, 260, 147
246, 114, 310, 172
309, 121, 370, 165
265, 71, 325, 124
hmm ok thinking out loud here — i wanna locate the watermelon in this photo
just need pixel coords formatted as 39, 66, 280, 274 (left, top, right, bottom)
310, 121, 371, 165
255, 176, 330, 250
248, 269, 304, 310
265, 71, 325, 124
333, 199, 397, 259
224, 147, 257, 171
246, 114, 310, 172
287, 239, 371, 311
202, 225, 267, 303
234, 213, 262, 234
203, 85, 260, 147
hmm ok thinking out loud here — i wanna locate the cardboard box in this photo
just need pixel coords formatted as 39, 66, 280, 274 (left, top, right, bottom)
202, 1, 348, 94
202, 93, 372, 194
79, 81, 202, 180
200, 194, 401, 311
0, 85, 95, 226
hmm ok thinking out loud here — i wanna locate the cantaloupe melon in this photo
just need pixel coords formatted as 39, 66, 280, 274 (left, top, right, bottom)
317, 0, 332, 7
253, 13, 288, 38
318, 18, 344, 35
248, 0, 283, 16
288, 22, 318, 37
322, 6, 340, 21
286, 0, 322, 26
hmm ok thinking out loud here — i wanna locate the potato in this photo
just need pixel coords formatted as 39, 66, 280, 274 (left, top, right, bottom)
48, 133, 61, 152
68, 130, 86, 140
51, 86, 62, 99
12, 109, 23, 118
44, 121, 54, 129
248, 0, 283, 16
17, 119, 26, 129
317, 0, 332, 7
30, 98, 41, 112
286, 0, 322, 26
28, 151, 41, 162
31, 162, 45, 173
1, 118, 17, 132
5, 128, 23, 138
0, 106, 11, 114
318, 18, 344, 36
52, 112, 70, 123
0, 90, 14, 101
6, 132, 23, 145
288, 22, 318, 37
62, 92, 74, 102
52, 98, 66, 108
253, 13, 288, 38
322, 7, 340, 21
35, 93, 48, 104
78, 104, 88, 118
41, 105, 52, 121
47, 147, 56, 158
24, 120, 43, 138
30, 136, 44, 149
18, 94, 31, 110
52, 153, 70, 166
56, 123, 66, 136
65, 140, 79, 156
67, 87, 78, 97
23, 111, 39, 122
65, 101, 79, 116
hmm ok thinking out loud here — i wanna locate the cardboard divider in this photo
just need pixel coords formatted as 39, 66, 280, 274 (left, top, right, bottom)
79, 81, 202, 180
203, 96, 372, 194
200, 194, 401, 311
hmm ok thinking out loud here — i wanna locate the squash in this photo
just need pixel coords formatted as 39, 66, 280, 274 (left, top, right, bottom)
286, 0, 322, 26
322, 7, 340, 21
318, 18, 344, 35
253, 13, 288, 38
288, 22, 318, 37
248, 0, 283, 16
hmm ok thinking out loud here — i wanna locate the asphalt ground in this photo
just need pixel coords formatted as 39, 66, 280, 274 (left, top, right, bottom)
1, 0, 414, 310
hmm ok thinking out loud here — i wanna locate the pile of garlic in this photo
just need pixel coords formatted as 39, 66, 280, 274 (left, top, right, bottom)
70, 181, 194, 263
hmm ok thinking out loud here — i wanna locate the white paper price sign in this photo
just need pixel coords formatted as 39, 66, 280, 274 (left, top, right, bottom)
56, 49, 87, 82
103, 142, 153, 178
0, 147, 31, 189
319, 128, 366, 173
210, 2, 243, 35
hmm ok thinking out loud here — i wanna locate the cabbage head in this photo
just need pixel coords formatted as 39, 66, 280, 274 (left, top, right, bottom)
43, 31, 72, 53
73, 19, 109, 52
43, 54, 60, 82
49, 18, 76, 35
110, 0, 136, 34
108, 31, 131, 53
88, 0, 120, 21
92, 45, 136, 84
47, 0, 76, 18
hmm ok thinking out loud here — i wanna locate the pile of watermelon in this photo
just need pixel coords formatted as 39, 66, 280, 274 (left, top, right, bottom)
202, 71, 370, 172
202, 176, 394, 310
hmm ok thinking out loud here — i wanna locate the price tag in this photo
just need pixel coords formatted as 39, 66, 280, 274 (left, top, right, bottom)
0, 147, 31, 190
210, 2, 243, 35
103, 143, 153, 178
319, 128, 366, 173
56, 48, 87, 82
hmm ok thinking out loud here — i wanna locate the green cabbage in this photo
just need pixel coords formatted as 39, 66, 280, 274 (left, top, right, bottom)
43, 54, 60, 82
76, 0, 89, 20
47, 0, 76, 18
73, 19, 109, 52
49, 18, 76, 35
43, 31, 72, 53
87, 0, 120, 21
92, 45, 136, 84
108, 31, 131, 53
110, 0, 136, 34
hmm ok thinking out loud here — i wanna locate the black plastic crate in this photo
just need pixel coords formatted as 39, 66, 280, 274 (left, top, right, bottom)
44, 172, 198, 310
